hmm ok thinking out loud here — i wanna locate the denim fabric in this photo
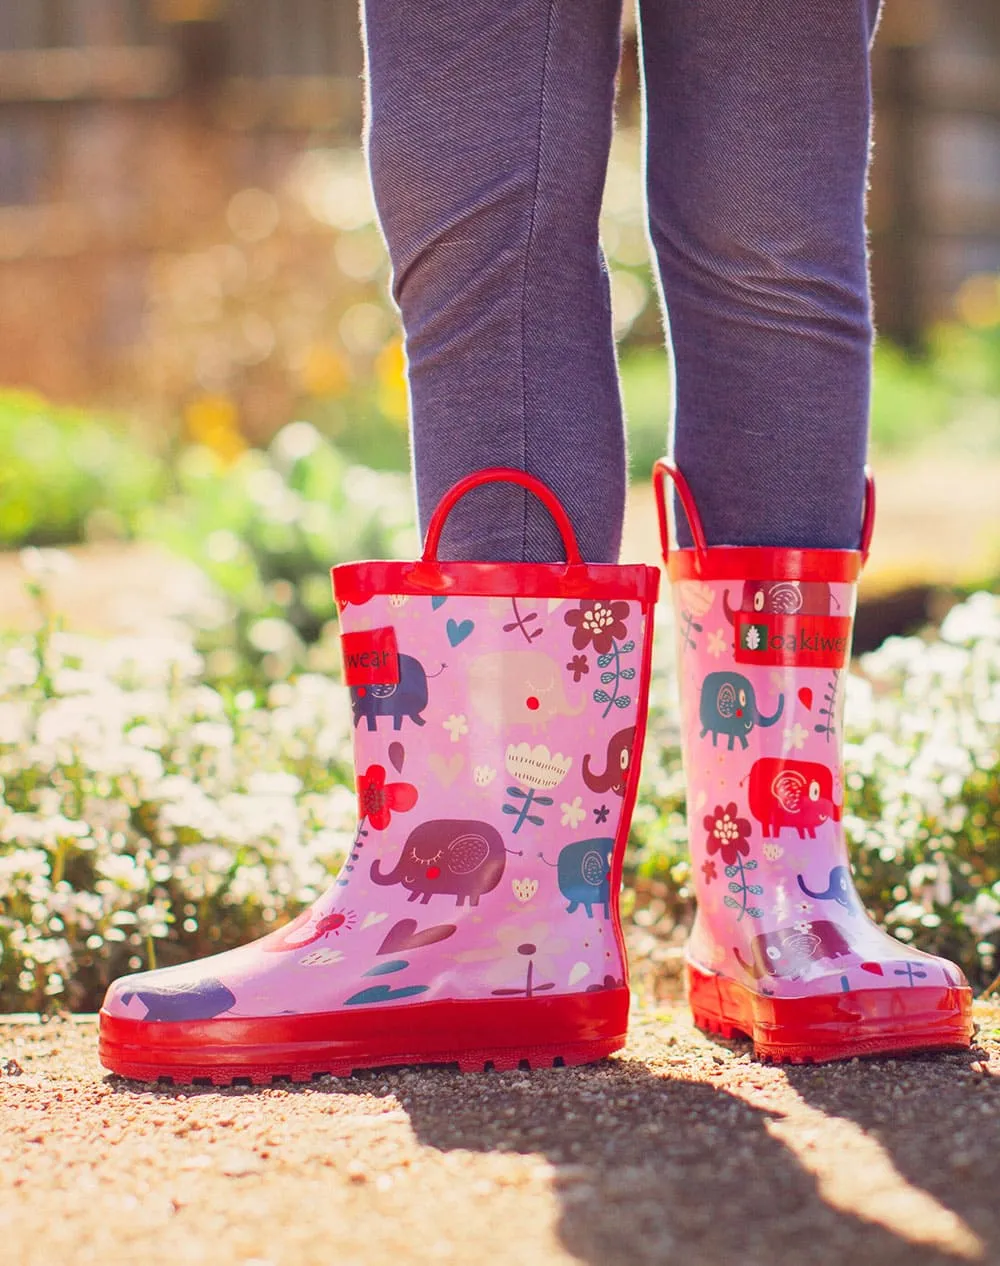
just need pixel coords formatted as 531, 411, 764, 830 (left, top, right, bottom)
362, 0, 881, 560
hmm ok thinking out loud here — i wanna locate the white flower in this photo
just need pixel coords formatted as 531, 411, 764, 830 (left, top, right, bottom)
961, 893, 1000, 938
782, 722, 810, 752
388, 594, 409, 608
473, 764, 496, 787
794, 920, 812, 935
560, 797, 586, 829
762, 842, 784, 861
505, 743, 572, 790
707, 629, 727, 658
443, 713, 468, 743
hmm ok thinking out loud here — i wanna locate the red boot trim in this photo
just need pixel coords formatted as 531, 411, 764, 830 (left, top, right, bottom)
98, 988, 629, 1085
333, 560, 659, 605
667, 547, 863, 585
687, 961, 973, 1065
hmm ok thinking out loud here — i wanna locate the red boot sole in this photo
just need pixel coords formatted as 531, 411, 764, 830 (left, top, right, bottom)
687, 962, 973, 1064
99, 989, 628, 1085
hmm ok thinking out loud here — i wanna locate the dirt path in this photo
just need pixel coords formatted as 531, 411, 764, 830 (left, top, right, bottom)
5, 1005, 1000, 1266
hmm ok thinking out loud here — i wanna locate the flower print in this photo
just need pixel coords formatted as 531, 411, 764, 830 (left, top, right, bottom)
505, 743, 572, 790
566, 654, 589, 682
676, 580, 714, 619
796, 900, 813, 914
762, 841, 784, 861
443, 713, 468, 743
300, 948, 345, 967
473, 764, 497, 787
782, 722, 810, 752
564, 600, 630, 653
560, 796, 586, 829
702, 859, 718, 884
593, 804, 610, 825
703, 802, 752, 866
357, 764, 418, 831
388, 594, 409, 608
794, 920, 813, 935
707, 629, 727, 658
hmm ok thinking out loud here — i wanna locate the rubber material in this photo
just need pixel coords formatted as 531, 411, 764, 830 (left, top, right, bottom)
99, 989, 629, 1084
333, 560, 659, 604
666, 546, 863, 585
687, 960, 974, 1064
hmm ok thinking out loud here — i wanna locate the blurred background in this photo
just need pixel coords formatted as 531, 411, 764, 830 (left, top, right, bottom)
0, 0, 998, 633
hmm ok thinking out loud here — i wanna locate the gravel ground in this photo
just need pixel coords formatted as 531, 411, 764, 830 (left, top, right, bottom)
5, 1003, 1000, 1266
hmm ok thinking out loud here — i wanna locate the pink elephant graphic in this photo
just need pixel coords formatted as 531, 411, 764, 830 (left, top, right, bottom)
468, 649, 585, 732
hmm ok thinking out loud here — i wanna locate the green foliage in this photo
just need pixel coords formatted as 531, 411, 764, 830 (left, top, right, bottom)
1, 582, 998, 1013
0, 391, 165, 548
139, 422, 417, 692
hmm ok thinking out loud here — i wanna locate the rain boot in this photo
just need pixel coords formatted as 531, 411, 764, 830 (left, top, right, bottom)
653, 459, 973, 1063
99, 468, 659, 1083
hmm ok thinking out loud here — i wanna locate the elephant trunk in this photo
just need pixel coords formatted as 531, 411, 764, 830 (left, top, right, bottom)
756, 695, 785, 728
582, 753, 612, 794
369, 858, 401, 886
722, 589, 738, 627
733, 946, 763, 980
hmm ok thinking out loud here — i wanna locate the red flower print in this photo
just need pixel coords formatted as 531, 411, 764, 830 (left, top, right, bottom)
564, 600, 630, 653
357, 764, 418, 831
701, 859, 718, 884
566, 654, 589, 682
703, 802, 752, 866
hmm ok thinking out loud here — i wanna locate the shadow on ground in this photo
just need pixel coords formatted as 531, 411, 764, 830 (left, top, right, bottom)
107, 1034, 999, 1266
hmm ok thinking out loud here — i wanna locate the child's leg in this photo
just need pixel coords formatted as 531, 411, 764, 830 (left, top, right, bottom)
363, 0, 625, 562
639, 0, 882, 547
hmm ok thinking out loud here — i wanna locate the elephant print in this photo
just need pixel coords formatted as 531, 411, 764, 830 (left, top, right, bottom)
350, 653, 444, 731
722, 580, 834, 624
370, 818, 508, 907
746, 758, 843, 839
467, 648, 585, 732
541, 838, 614, 918
699, 671, 784, 750
582, 726, 635, 797
733, 921, 851, 981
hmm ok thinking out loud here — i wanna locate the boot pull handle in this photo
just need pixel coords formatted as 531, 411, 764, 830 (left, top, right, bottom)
421, 467, 583, 565
859, 469, 876, 566
653, 459, 878, 571
652, 459, 709, 573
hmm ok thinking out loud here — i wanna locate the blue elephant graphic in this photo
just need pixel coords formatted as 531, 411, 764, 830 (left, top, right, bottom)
797, 865, 859, 914
350, 654, 443, 731
699, 671, 784, 751
117, 977, 236, 1022
541, 837, 613, 918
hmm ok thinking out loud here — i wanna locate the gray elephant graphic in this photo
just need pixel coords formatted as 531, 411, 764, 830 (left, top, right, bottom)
371, 818, 507, 906
582, 727, 635, 797
117, 977, 236, 1022
797, 865, 858, 913
350, 653, 443, 731
540, 837, 613, 918
699, 671, 784, 751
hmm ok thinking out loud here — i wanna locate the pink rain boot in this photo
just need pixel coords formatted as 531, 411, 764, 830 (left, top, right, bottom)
99, 469, 659, 1083
653, 460, 973, 1064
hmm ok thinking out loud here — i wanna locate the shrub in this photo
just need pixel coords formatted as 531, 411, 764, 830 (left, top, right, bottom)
1, 579, 998, 1013
0, 391, 165, 548
140, 421, 416, 692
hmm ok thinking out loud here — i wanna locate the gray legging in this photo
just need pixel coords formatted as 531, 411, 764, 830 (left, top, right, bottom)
362, 0, 882, 561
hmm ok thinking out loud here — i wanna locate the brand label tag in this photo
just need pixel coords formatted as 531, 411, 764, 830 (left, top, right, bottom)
734, 613, 853, 669
341, 627, 400, 686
